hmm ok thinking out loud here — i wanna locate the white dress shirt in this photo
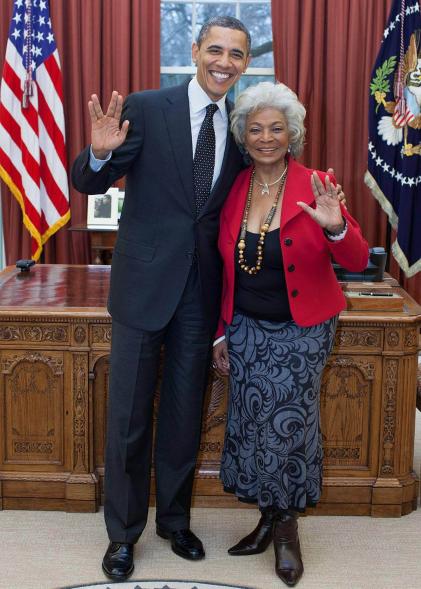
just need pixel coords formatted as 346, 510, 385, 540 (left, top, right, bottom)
90, 76, 229, 187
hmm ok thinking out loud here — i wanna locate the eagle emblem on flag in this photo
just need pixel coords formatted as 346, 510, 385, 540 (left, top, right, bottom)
371, 31, 421, 154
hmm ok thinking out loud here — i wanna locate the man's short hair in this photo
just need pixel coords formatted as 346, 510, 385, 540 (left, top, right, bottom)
196, 16, 251, 54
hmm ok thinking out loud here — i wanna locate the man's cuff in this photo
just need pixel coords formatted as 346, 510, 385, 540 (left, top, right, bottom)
89, 145, 112, 171
213, 335, 226, 347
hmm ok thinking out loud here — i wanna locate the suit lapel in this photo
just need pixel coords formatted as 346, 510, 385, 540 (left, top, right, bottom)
208, 115, 232, 199
225, 167, 253, 242
163, 82, 196, 214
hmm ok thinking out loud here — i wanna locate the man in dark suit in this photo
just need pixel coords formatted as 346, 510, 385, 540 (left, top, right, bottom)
72, 16, 251, 581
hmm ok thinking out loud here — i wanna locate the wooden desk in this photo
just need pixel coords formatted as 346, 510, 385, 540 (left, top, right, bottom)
0, 265, 419, 515
68, 224, 117, 265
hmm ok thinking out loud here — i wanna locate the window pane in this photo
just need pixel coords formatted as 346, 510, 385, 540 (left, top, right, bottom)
240, 3, 273, 67
160, 73, 192, 88
161, 2, 193, 66
160, 1, 274, 90
161, 74, 274, 100
194, 3, 236, 41
237, 73, 275, 94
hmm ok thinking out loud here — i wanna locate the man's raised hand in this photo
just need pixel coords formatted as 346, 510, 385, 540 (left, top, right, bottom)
89, 91, 129, 159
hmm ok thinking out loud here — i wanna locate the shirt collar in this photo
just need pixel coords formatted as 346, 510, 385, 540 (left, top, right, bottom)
188, 76, 227, 120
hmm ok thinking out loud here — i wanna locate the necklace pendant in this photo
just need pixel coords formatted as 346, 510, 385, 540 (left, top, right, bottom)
261, 183, 270, 196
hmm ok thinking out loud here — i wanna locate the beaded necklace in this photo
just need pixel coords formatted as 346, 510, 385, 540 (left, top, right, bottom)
238, 164, 288, 275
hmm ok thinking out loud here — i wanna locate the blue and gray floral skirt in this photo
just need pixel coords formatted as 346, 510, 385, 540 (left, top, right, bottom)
220, 312, 338, 512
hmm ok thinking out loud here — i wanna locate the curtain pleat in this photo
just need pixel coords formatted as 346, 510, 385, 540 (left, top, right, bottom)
0, 0, 160, 265
271, 0, 419, 301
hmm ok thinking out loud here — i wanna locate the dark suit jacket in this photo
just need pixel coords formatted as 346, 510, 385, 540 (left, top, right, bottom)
72, 82, 244, 331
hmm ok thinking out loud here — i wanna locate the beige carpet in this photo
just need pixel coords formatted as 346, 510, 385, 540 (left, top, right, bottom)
1, 413, 421, 589
1, 506, 421, 589
62, 582, 251, 589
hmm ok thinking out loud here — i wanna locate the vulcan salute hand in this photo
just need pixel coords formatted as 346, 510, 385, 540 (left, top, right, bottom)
297, 171, 345, 235
326, 167, 347, 208
89, 91, 129, 159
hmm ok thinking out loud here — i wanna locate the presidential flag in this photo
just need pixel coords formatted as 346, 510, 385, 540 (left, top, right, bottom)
0, 0, 70, 261
365, 0, 421, 277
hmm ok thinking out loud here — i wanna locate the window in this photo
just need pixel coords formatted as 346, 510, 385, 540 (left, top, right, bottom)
160, 0, 274, 99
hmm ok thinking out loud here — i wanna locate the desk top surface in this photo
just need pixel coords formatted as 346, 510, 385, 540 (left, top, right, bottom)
0, 264, 110, 315
0, 264, 419, 321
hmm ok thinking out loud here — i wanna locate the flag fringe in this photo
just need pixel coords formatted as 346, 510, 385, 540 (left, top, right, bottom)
365, 169, 419, 278
364, 170, 399, 228
391, 240, 421, 278
0, 164, 70, 261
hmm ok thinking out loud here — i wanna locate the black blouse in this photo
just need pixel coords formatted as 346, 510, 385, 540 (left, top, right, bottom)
234, 228, 292, 322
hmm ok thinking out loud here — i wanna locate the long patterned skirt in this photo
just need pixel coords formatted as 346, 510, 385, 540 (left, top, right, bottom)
220, 312, 338, 512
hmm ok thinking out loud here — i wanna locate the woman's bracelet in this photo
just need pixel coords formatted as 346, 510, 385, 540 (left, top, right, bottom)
324, 218, 348, 241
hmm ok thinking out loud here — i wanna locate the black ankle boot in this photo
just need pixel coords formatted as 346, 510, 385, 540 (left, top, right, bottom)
273, 512, 303, 586
228, 509, 275, 556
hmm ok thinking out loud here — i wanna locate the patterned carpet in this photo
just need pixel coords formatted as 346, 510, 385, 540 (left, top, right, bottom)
61, 582, 252, 589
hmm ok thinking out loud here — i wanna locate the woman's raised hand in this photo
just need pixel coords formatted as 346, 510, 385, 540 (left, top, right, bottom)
297, 171, 345, 234
326, 167, 347, 208
89, 91, 130, 159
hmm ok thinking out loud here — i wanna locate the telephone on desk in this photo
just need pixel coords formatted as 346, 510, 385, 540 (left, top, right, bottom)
333, 247, 387, 282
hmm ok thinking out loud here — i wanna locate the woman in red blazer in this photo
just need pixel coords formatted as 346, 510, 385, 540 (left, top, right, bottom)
213, 82, 368, 586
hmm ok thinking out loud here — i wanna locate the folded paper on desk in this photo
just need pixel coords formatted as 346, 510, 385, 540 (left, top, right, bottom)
345, 291, 404, 311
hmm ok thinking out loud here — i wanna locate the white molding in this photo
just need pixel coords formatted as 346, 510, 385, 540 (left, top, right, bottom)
160, 66, 274, 75
162, 0, 270, 4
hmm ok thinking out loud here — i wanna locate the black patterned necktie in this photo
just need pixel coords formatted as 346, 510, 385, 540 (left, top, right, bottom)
193, 103, 218, 215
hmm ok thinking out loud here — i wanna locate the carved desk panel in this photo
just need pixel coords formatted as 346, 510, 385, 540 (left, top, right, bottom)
0, 265, 419, 516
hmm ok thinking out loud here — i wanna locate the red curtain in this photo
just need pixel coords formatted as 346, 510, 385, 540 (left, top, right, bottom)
271, 0, 420, 302
0, 0, 160, 265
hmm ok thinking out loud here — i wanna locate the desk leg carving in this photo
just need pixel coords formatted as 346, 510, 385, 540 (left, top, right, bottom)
65, 352, 99, 511
380, 358, 398, 476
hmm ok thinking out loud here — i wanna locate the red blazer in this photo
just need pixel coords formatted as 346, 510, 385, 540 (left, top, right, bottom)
215, 159, 369, 338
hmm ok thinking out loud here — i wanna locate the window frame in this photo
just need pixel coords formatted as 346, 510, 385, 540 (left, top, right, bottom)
160, 0, 274, 95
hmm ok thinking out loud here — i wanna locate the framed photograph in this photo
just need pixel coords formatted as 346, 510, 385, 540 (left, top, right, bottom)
87, 187, 119, 227
117, 190, 125, 221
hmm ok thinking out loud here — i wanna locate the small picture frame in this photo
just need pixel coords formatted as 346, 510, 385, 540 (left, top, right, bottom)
87, 187, 119, 227
117, 190, 125, 220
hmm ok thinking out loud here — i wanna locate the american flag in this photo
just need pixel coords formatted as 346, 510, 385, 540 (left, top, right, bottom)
393, 68, 415, 128
392, 97, 415, 127
0, 0, 70, 261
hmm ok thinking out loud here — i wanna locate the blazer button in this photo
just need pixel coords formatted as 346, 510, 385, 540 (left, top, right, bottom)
291, 289, 299, 298
284, 238, 293, 246
287, 264, 295, 272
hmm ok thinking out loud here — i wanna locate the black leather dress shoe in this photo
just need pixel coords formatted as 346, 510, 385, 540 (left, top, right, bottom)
156, 526, 205, 560
102, 542, 134, 580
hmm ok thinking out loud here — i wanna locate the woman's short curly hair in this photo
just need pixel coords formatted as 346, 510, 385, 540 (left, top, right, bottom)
230, 82, 306, 158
